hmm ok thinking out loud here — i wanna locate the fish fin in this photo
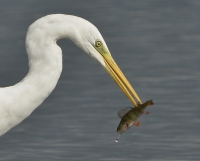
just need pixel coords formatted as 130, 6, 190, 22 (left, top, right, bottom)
117, 107, 132, 118
134, 121, 142, 126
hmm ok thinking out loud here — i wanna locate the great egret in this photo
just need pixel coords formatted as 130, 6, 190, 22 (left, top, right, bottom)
0, 14, 142, 136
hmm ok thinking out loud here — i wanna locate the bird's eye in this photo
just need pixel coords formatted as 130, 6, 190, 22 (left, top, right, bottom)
95, 40, 102, 47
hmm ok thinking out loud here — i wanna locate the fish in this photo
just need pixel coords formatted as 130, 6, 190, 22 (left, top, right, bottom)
115, 100, 154, 142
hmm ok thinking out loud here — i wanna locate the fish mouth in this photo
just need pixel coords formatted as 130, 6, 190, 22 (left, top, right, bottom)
117, 122, 133, 134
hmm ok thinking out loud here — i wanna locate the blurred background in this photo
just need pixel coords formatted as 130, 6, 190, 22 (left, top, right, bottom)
0, 0, 199, 160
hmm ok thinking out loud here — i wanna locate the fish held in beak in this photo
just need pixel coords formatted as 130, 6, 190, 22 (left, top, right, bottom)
115, 100, 154, 142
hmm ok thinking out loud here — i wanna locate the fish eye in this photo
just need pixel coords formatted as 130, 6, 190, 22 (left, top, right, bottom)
95, 40, 102, 47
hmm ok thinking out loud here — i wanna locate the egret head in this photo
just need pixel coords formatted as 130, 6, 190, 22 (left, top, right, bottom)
69, 17, 142, 107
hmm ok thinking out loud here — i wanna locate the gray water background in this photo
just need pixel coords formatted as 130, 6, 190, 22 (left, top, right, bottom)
0, 0, 199, 160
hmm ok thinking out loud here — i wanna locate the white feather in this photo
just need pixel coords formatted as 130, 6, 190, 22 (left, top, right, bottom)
0, 14, 109, 136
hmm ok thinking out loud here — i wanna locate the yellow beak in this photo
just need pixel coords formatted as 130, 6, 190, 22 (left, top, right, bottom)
93, 41, 142, 107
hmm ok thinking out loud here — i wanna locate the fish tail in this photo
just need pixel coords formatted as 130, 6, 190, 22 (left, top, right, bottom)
145, 100, 154, 106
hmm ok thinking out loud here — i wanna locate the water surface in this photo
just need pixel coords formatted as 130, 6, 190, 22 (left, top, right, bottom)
0, 1, 199, 160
